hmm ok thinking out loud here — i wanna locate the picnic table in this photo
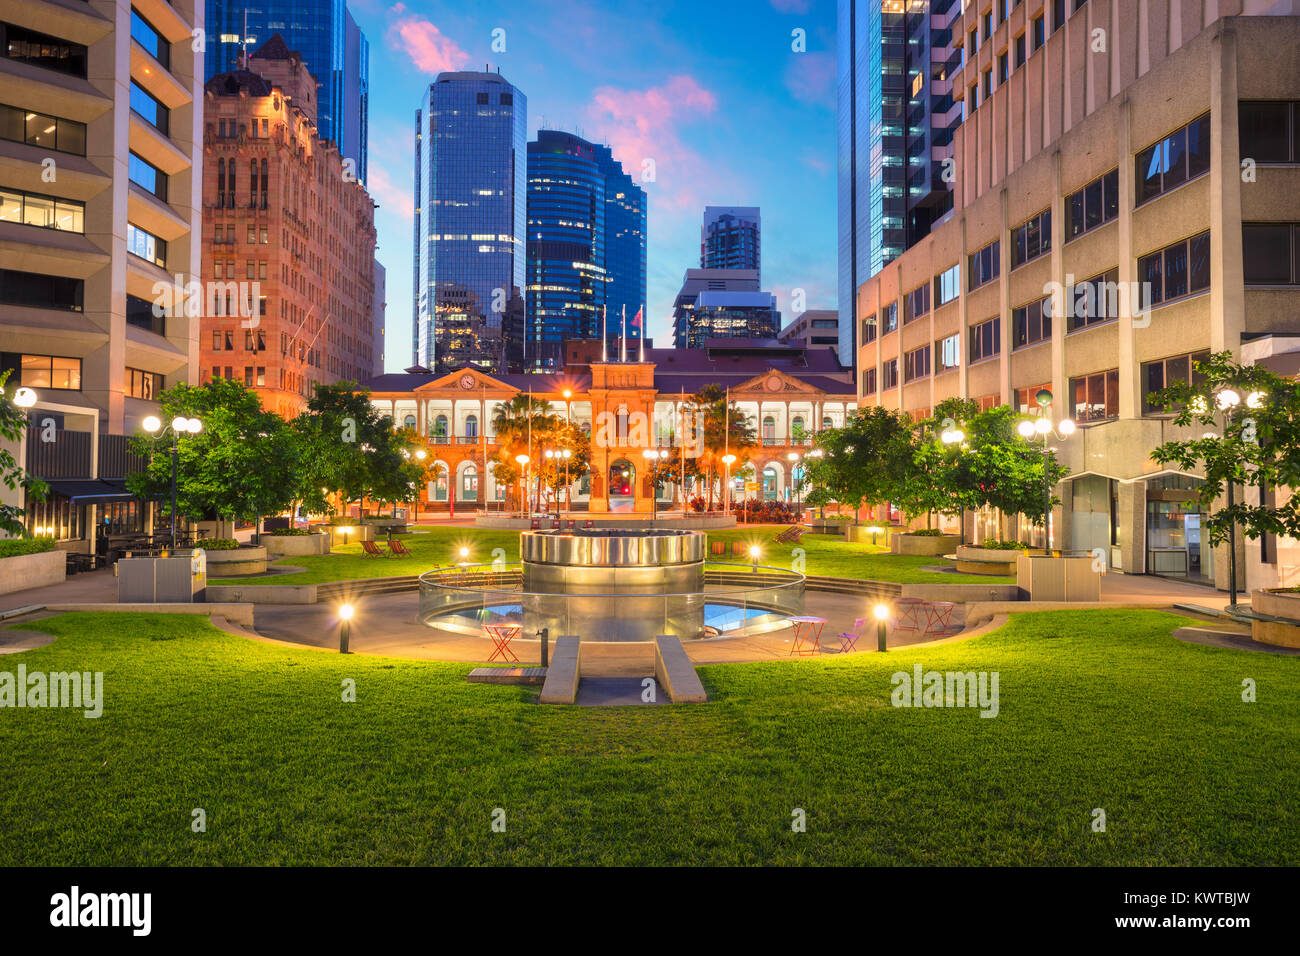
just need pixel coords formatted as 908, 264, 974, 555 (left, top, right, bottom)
484, 622, 522, 663
788, 615, 827, 655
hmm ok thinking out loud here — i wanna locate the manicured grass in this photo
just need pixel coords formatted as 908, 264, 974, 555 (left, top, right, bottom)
705, 526, 1016, 583
220, 523, 1011, 586
1, 609, 1295, 865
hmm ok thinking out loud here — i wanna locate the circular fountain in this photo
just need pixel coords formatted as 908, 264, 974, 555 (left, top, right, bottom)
418, 527, 803, 642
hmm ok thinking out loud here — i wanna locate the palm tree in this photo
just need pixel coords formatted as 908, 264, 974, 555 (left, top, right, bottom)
684, 385, 758, 511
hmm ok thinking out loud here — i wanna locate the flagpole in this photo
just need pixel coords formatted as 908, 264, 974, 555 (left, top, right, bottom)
639, 304, 644, 362
601, 305, 607, 362
621, 305, 626, 362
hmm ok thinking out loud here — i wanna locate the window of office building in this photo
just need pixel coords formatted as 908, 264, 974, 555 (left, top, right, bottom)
968, 240, 1000, 291
1014, 383, 1052, 414
903, 283, 930, 323
125, 367, 164, 400
1052, 0, 1065, 32
1066, 168, 1119, 240
1239, 101, 1300, 164
127, 293, 164, 335
127, 223, 167, 267
1013, 296, 1052, 348
1032, 14, 1045, 49
1070, 369, 1120, 423
1141, 350, 1210, 415
860, 318, 877, 345
935, 264, 961, 305
1243, 223, 1300, 285
969, 317, 1000, 363
128, 152, 167, 202
1, 23, 87, 77
1014, 33, 1025, 67
903, 345, 931, 382
0, 268, 82, 311
937, 333, 960, 372
130, 9, 170, 69
882, 358, 898, 389
19, 353, 80, 390
1136, 113, 1210, 205
1011, 209, 1051, 267
1137, 232, 1210, 306
861, 367, 877, 396
881, 302, 898, 334
0, 103, 85, 155
1066, 268, 1121, 331
130, 80, 169, 134
0, 187, 83, 232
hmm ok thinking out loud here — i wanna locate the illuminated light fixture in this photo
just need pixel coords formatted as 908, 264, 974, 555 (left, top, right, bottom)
1017, 419, 1036, 438
1246, 391, 1266, 409
1216, 389, 1241, 410
1190, 396, 1209, 415
13, 387, 38, 408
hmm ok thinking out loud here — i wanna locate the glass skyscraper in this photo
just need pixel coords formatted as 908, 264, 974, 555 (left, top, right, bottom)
593, 143, 647, 354
837, 0, 959, 360
206, 0, 369, 182
701, 206, 761, 278
413, 71, 527, 372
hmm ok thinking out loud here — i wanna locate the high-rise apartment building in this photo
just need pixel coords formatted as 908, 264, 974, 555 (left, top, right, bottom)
837, 0, 961, 360
205, 0, 369, 183
413, 71, 527, 373
0, 0, 204, 550
199, 36, 377, 419
853, 2, 1300, 592
701, 206, 761, 278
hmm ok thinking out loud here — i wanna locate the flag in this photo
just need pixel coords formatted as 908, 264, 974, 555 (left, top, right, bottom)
631, 307, 642, 330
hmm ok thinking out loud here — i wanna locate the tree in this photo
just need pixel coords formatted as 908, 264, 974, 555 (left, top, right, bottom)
0, 371, 48, 536
294, 381, 398, 516
1152, 351, 1300, 545
127, 378, 299, 533
948, 404, 1069, 531
892, 398, 979, 527
682, 385, 758, 510
803, 407, 914, 522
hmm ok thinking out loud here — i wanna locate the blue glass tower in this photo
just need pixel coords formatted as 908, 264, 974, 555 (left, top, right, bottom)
837, 0, 958, 360
206, 0, 369, 182
413, 71, 527, 372
593, 143, 646, 354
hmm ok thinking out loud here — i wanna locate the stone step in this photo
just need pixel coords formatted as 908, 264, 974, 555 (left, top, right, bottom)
467, 666, 547, 685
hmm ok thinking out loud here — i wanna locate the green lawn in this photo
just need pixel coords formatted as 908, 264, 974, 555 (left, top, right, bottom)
1, 609, 1295, 865
219, 524, 1011, 586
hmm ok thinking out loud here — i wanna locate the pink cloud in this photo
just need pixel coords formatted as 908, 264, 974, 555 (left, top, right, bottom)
784, 51, 835, 105
385, 6, 470, 74
367, 163, 413, 221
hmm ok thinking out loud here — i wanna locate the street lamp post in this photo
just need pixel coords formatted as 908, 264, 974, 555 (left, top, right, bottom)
787, 451, 802, 518
514, 454, 530, 518
142, 414, 203, 550
1201, 387, 1266, 611
806, 448, 824, 517
721, 453, 736, 517
643, 448, 664, 525
940, 427, 965, 540
1016, 390, 1075, 553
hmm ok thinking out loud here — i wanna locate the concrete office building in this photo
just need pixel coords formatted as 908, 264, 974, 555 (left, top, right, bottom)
0, 0, 204, 550
779, 310, 841, 353
670, 267, 760, 347
853, 1, 1300, 592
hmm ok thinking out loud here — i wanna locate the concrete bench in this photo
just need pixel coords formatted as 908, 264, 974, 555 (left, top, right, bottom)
539, 635, 581, 704
654, 635, 707, 703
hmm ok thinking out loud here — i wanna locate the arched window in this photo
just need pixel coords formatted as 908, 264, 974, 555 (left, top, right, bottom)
762, 415, 776, 441
464, 414, 478, 439
433, 414, 448, 442
762, 466, 779, 501
433, 465, 448, 502
792, 416, 805, 441
402, 414, 416, 429
461, 464, 478, 500
822, 415, 833, 429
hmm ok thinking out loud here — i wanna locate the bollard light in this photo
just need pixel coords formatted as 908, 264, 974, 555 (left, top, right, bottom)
750, 544, 761, 573
867, 525, 883, 547
338, 603, 354, 653
873, 602, 890, 652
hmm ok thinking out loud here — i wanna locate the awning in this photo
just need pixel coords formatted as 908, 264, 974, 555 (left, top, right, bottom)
44, 480, 138, 504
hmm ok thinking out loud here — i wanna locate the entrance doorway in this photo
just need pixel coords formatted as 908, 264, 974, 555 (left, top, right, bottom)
1146, 476, 1214, 584
609, 459, 635, 511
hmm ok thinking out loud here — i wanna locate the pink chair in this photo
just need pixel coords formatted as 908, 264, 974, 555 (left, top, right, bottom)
838, 617, 867, 653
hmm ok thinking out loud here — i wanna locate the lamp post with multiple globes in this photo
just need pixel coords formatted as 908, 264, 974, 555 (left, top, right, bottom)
1015, 389, 1074, 553
142, 414, 203, 550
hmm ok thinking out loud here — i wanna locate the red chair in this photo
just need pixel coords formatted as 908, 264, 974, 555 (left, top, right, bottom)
389, 538, 412, 557
529, 518, 540, 530
583, 520, 594, 529
361, 540, 388, 558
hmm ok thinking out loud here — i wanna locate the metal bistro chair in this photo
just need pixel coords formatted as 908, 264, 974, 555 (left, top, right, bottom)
837, 617, 867, 653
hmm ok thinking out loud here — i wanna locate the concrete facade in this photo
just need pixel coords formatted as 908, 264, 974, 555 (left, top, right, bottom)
854, 5, 1300, 593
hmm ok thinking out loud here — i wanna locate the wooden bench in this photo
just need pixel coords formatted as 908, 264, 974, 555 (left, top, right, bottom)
539, 635, 581, 704
654, 635, 707, 703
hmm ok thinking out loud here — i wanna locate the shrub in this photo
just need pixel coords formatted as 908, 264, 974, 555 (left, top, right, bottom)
688, 495, 706, 513
201, 538, 241, 550
263, 528, 312, 536
971, 539, 1023, 551
0, 536, 55, 559
908, 528, 945, 537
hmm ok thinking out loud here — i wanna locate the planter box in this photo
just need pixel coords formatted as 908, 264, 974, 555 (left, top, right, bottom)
1251, 589, 1300, 648
202, 546, 268, 577
364, 518, 407, 532
845, 525, 893, 545
955, 545, 1022, 576
324, 524, 374, 544
0, 548, 65, 596
891, 533, 963, 556
808, 519, 848, 536
262, 533, 331, 557
118, 550, 206, 602
1015, 553, 1101, 601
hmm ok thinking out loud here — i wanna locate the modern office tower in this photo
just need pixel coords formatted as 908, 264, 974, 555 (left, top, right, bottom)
205, 0, 369, 182
200, 37, 377, 419
701, 206, 761, 278
593, 142, 647, 353
853, 4, 1300, 592
413, 70, 527, 373
779, 310, 841, 352
681, 291, 781, 348
837, 0, 961, 361
525, 131, 606, 369
671, 268, 761, 346
0, 0, 203, 548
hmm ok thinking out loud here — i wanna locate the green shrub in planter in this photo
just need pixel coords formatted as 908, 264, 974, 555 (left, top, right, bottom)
201, 538, 241, 550
908, 528, 944, 536
264, 528, 312, 536
974, 540, 1024, 551
0, 536, 55, 559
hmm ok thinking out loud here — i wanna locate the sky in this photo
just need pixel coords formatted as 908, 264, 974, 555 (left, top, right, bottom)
346, 0, 838, 371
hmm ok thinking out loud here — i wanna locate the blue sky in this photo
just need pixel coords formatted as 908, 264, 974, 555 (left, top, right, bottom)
347, 0, 837, 371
